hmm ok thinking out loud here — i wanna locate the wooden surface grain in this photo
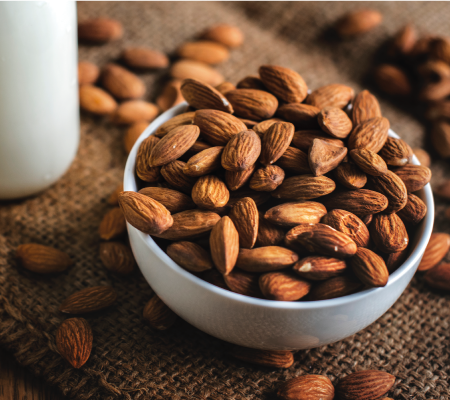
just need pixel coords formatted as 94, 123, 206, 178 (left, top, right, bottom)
0, 347, 63, 400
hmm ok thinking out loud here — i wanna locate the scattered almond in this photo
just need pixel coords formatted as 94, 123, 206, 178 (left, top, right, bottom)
99, 207, 127, 240
121, 47, 169, 69
417, 232, 450, 271
59, 286, 117, 314
143, 295, 177, 330
78, 61, 99, 85
16, 243, 72, 274
99, 241, 135, 275
101, 63, 146, 100
78, 18, 123, 43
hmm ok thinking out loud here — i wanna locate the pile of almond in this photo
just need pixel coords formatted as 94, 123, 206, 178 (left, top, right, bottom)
118, 64, 431, 302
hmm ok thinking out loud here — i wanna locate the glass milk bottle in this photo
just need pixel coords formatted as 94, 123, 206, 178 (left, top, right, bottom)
0, 2, 79, 200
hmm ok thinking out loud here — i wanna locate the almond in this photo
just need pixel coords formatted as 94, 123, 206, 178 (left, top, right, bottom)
221, 129, 261, 171
228, 197, 259, 249
347, 117, 390, 153
135, 136, 161, 182
143, 295, 177, 330
121, 47, 169, 69
418, 61, 450, 85
111, 100, 159, 124
181, 79, 233, 113
108, 183, 123, 206
78, 18, 123, 43
229, 189, 271, 207
229, 346, 293, 368
291, 130, 345, 151
293, 256, 347, 281
124, 121, 148, 153
368, 170, 408, 214
237, 75, 267, 90
259, 65, 308, 103
265, 201, 327, 227
156, 80, 185, 112
225, 164, 256, 191
192, 175, 230, 210
430, 37, 450, 64
278, 375, 335, 400
423, 263, 450, 291
193, 109, 247, 145
215, 81, 236, 94
177, 41, 229, 65
335, 10, 383, 37
59, 286, 117, 314
16, 243, 72, 274
273, 175, 336, 200
56, 318, 93, 369
306, 84, 355, 109
236, 246, 299, 273
276, 146, 312, 174
152, 209, 220, 241
209, 216, 239, 275
419, 79, 450, 101
138, 187, 195, 214
322, 189, 388, 215
249, 165, 285, 191
166, 241, 213, 273
417, 232, 450, 271
277, 103, 321, 128
413, 148, 430, 167
99, 241, 135, 275
379, 137, 413, 167
431, 120, 450, 158
260, 121, 295, 165
256, 216, 286, 247
183, 146, 223, 177
99, 207, 127, 240
182, 140, 211, 160
350, 247, 389, 287
349, 149, 388, 176
352, 90, 382, 125
78, 61, 99, 85
161, 160, 198, 194
373, 64, 412, 96
252, 119, 287, 137
389, 24, 417, 56
308, 275, 363, 300
259, 271, 310, 301
79, 85, 118, 115
334, 162, 367, 189
336, 370, 395, 400
201, 24, 244, 48
170, 59, 224, 86
101, 63, 146, 100
426, 101, 450, 121
384, 248, 409, 273
397, 193, 427, 225
318, 107, 353, 138
394, 165, 432, 192
223, 269, 262, 297
118, 191, 173, 235
308, 139, 348, 176
226, 89, 278, 120
321, 209, 370, 248
155, 112, 195, 138
370, 213, 409, 253
434, 179, 450, 200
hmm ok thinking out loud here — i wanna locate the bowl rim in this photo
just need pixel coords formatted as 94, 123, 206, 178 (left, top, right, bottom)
124, 102, 435, 311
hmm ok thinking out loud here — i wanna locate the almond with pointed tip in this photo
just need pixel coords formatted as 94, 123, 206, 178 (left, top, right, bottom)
161, 160, 197, 194
155, 112, 195, 138
166, 241, 213, 273
78, 61, 99, 85
306, 84, 355, 109
431, 120, 450, 158
336, 370, 395, 400
138, 187, 195, 214
352, 90, 382, 125
79, 85, 118, 115
309, 275, 363, 301
111, 100, 159, 125
143, 295, 177, 330
249, 165, 285, 191
277, 103, 321, 128
293, 256, 347, 281
259, 65, 308, 103
215, 81, 236, 95
170, 59, 224, 86
321, 189, 388, 216
318, 107, 353, 139
59, 286, 117, 314
124, 121, 148, 154
350, 247, 389, 287
181, 79, 233, 113
237, 75, 266, 90
221, 129, 261, 171
423, 263, 450, 291
135, 136, 161, 182
225, 89, 278, 120
16, 243, 72, 274
183, 146, 223, 177
368, 170, 408, 214
99, 242, 135, 275
201, 24, 244, 48
78, 17, 123, 42
291, 130, 345, 151
273, 175, 336, 200
348, 117, 390, 152
121, 47, 169, 69
334, 162, 367, 189
370, 213, 409, 253
384, 248, 408, 273
277, 374, 335, 400
335, 10, 383, 37
397, 193, 427, 225
99, 207, 127, 240
260, 121, 295, 165
259, 271, 310, 301
156, 80, 184, 112
228, 197, 259, 249
225, 164, 256, 191
374, 64, 412, 96
308, 139, 348, 176
101, 63, 146, 100
394, 165, 431, 192
417, 232, 450, 271
265, 201, 327, 227
349, 148, 387, 176
209, 216, 239, 275
229, 346, 293, 368
223, 269, 263, 297
276, 146, 312, 174
379, 137, 413, 166
192, 175, 229, 210
177, 41, 229, 65
236, 246, 299, 273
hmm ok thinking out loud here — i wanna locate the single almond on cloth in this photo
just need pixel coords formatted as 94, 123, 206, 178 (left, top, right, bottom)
155, 111, 195, 138
368, 170, 408, 214
335, 9, 382, 37
229, 346, 293, 368
350, 247, 389, 287
336, 370, 395, 400
293, 256, 347, 281
183, 146, 223, 177
291, 130, 345, 151
161, 160, 197, 194
276, 146, 312, 174
309, 275, 363, 301
237, 75, 267, 91
192, 175, 230, 210
394, 165, 432, 192
152, 209, 220, 241
99, 207, 127, 240
306, 84, 355, 109
143, 295, 177, 330
321, 189, 388, 216
260, 121, 295, 165
225, 89, 278, 120
228, 197, 259, 249
259, 65, 308, 103
209, 216, 239, 275
225, 164, 256, 191
347, 117, 390, 153
370, 213, 409, 253
156, 80, 185, 112
431, 120, 450, 158
135, 136, 161, 182
181, 79, 233, 113
379, 137, 413, 166
334, 162, 367, 189
434, 179, 450, 200
417, 232, 450, 271
221, 129, 261, 171
124, 121, 148, 154
16, 243, 72, 274
397, 193, 427, 225
389, 24, 416, 56
412, 148, 430, 167
78, 61, 99, 85
166, 241, 213, 273
78, 17, 123, 42
349, 148, 388, 176
118, 191, 173, 235
273, 175, 336, 200
352, 90, 382, 125
170, 59, 224, 86
79, 85, 118, 115
149, 125, 200, 167
223, 269, 262, 297
99, 241, 135, 275
318, 107, 353, 138
423, 263, 450, 291
201, 24, 244, 48
308, 138, 348, 176
374, 64, 412, 96
420, 79, 450, 102
59, 286, 117, 314
256, 215, 286, 247
259, 271, 311, 301
321, 209, 370, 248
265, 201, 327, 227
276, 103, 320, 128
177, 41, 229, 65
249, 165, 285, 191
236, 246, 299, 273
56, 318, 93, 369
278, 375, 335, 400
215, 81, 236, 94
101, 63, 146, 100
111, 100, 159, 124
121, 47, 169, 69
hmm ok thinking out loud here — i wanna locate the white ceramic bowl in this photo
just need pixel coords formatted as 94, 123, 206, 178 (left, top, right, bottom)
124, 103, 434, 350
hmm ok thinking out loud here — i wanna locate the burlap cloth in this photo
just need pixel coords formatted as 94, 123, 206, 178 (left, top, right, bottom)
1, 2, 450, 399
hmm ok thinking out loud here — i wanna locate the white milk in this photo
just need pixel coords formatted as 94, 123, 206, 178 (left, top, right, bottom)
0, 2, 79, 199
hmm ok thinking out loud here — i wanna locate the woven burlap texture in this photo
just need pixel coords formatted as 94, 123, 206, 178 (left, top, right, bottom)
0, 2, 449, 399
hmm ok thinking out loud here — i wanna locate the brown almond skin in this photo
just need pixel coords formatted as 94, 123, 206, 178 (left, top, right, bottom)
253, 118, 283, 137
293, 256, 347, 281
99, 207, 127, 240
278, 375, 335, 400
379, 137, 413, 167
143, 295, 177, 330
177, 41, 229, 65
59, 286, 117, 314
166, 241, 213, 273
309, 276, 363, 301
434, 179, 450, 200
397, 193, 427, 225
249, 165, 285, 191
308, 139, 348, 176
272, 175, 336, 200
111, 100, 158, 125
237, 75, 266, 91
108, 183, 123, 206
321, 189, 388, 216
352, 90, 382, 125
259, 271, 311, 301
368, 170, 408, 214
417, 232, 450, 271
16, 243, 72, 274
229, 346, 293, 368
223, 270, 263, 297
99, 242, 135, 275
156, 80, 184, 112
209, 216, 239, 275
321, 209, 370, 248
236, 246, 299, 273
181, 79, 233, 113
135, 136, 161, 183
347, 117, 390, 153
306, 84, 355, 109
375, 64, 412, 96
56, 318, 93, 369
79, 85, 118, 115
228, 197, 259, 249
265, 201, 327, 227
182, 140, 211, 160
225, 164, 256, 191
221, 129, 261, 172
259, 65, 308, 103
101, 63, 146, 100
118, 191, 173, 235
121, 47, 169, 69
291, 130, 345, 151
334, 162, 367, 189
318, 107, 353, 139
350, 247, 389, 287
277, 103, 321, 128
155, 112, 195, 138
161, 160, 197, 194
138, 187, 196, 214
423, 263, 450, 291
394, 165, 432, 192
226, 89, 278, 121
256, 216, 286, 247
349, 149, 388, 176
183, 146, 223, 177
228, 188, 270, 208
276, 146, 312, 175
336, 370, 396, 400
431, 121, 450, 158
124, 122, 148, 154
215, 81, 236, 94
201, 24, 244, 48
78, 18, 123, 43
260, 121, 295, 165
335, 10, 383, 37
370, 213, 409, 254
78, 61, 99, 85
413, 148, 430, 167
170, 59, 224, 87
384, 248, 409, 273
191, 175, 229, 210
